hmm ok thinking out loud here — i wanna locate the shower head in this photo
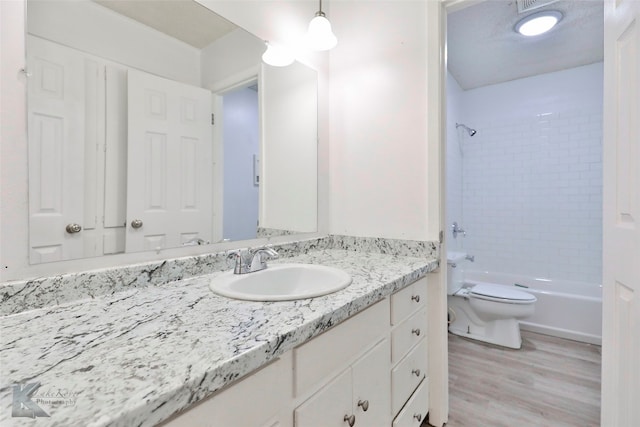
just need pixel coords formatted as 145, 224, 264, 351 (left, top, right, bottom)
456, 123, 477, 137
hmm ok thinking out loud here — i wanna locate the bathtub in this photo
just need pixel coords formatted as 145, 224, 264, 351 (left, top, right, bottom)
464, 270, 602, 345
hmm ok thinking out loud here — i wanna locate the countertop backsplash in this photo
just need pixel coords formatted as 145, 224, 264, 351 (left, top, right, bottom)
0, 235, 439, 316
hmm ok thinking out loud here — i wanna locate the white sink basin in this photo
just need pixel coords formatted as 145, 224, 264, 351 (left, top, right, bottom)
209, 263, 352, 301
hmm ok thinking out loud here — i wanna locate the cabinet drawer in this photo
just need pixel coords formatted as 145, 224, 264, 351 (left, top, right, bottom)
390, 277, 427, 326
294, 299, 389, 397
391, 338, 428, 416
392, 378, 429, 427
391, 308, 427, 364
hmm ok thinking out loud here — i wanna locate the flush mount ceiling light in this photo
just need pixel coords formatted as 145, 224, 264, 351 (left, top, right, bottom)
515, 10, 563, 36
262, 41, 295, 67
306, 0, 337, 51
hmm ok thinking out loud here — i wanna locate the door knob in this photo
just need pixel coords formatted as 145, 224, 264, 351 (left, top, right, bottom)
65, 223, 82, 234
131, 219, 143, 229
343, 414, 355, 426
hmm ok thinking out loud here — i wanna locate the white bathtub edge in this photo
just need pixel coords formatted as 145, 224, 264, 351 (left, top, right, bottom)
520, 321, 602, 346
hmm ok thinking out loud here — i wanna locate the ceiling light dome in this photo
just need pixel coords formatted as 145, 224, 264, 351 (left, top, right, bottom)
515, 10, 563, 36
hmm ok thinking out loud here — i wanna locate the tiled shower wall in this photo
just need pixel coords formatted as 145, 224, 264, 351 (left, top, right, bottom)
446, 72, 465, 253
457, 63, 603, 284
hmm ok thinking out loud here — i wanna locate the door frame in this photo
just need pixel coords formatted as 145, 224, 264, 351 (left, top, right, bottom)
434, 1, 612, 426
207, 66, 260, 243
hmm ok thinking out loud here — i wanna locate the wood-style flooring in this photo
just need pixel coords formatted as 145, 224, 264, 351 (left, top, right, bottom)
443, 331, 601, 427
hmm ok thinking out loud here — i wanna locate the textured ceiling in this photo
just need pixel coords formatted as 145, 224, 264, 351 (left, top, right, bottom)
93, 0, 237, 49
447, 0, 604, 90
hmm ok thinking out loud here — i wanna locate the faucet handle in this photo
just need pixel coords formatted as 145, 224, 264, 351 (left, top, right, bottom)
227, 250, 246, 274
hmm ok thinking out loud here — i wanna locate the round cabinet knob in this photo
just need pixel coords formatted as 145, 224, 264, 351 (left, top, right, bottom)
343, 414, 356, 427
414, 413, 422, 422
130, 219, 143, 229
411, 295, 420, 303
357, 399, 369, 412
65, 223, 82, 234
412, 368, 421, 377
412, 328, 421, 336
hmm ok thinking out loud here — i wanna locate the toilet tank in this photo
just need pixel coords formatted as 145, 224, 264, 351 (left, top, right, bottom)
447, 252, 468, 295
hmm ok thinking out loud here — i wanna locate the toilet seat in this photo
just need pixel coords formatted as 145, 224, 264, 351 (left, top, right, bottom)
468, 283, 536, 304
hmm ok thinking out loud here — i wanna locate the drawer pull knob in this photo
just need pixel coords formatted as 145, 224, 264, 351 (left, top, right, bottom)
411, 295, 420, 303
414, 413, 422, 422
357, 399, 369, 412
412, 328, 421, 336
412, 368, 421, 377
344, 414, 356, 426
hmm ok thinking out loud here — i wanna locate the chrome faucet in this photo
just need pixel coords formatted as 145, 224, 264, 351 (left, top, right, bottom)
228, 246, 279, 274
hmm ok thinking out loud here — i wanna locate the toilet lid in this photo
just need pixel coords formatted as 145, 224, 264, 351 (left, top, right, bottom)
469, 284, 536, 303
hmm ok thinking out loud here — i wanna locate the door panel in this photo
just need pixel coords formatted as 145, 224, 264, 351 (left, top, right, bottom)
126, 70, 212, 252
602, 0, 640, 424
27, 37, 87, 262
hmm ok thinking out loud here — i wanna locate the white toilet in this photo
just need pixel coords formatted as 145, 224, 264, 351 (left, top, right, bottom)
447, 252, 536, 349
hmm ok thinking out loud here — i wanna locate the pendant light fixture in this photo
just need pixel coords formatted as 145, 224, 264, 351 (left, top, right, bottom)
306, 0, 337, 51
262, 41, 295, 67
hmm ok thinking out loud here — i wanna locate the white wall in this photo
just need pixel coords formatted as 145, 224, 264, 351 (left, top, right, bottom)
260, 62, 318, 232
461, 63, 603, 284
329, 1, 430, 240
223, 87, 259, 241
201, 28, 264, 89
28, 0, 200, 85
446, 72, 465, 252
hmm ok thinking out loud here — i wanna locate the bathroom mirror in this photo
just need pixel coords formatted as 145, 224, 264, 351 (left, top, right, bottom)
25, 0, 318, 264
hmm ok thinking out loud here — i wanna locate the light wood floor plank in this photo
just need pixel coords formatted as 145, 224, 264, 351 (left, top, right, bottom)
443, 331, 601, 427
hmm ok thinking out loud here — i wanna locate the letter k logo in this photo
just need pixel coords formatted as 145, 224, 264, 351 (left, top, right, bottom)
12, 382, 50, 418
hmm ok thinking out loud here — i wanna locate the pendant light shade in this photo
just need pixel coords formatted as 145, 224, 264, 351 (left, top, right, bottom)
262, 42, 295, 67
306, 1, 337, 51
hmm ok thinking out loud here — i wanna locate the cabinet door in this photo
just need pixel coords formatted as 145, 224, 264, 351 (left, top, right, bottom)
352, 339, 391, 427
162, 354, 292, 427
295, 369, 353, 427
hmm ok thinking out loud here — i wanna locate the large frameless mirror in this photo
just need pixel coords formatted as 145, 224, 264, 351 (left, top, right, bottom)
25, 0, 318, 264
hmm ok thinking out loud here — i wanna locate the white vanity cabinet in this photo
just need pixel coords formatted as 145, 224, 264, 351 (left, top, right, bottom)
294, 338, 390, 427
293, 299, 391, 427
160, 276, 432, 427
390, 277, 429, 426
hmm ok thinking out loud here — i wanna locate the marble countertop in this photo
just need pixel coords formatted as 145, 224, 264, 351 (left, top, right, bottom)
0, 249, 438, 427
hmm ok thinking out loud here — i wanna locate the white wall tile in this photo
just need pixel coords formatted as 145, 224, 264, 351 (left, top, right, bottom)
448, 63, 603, 285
